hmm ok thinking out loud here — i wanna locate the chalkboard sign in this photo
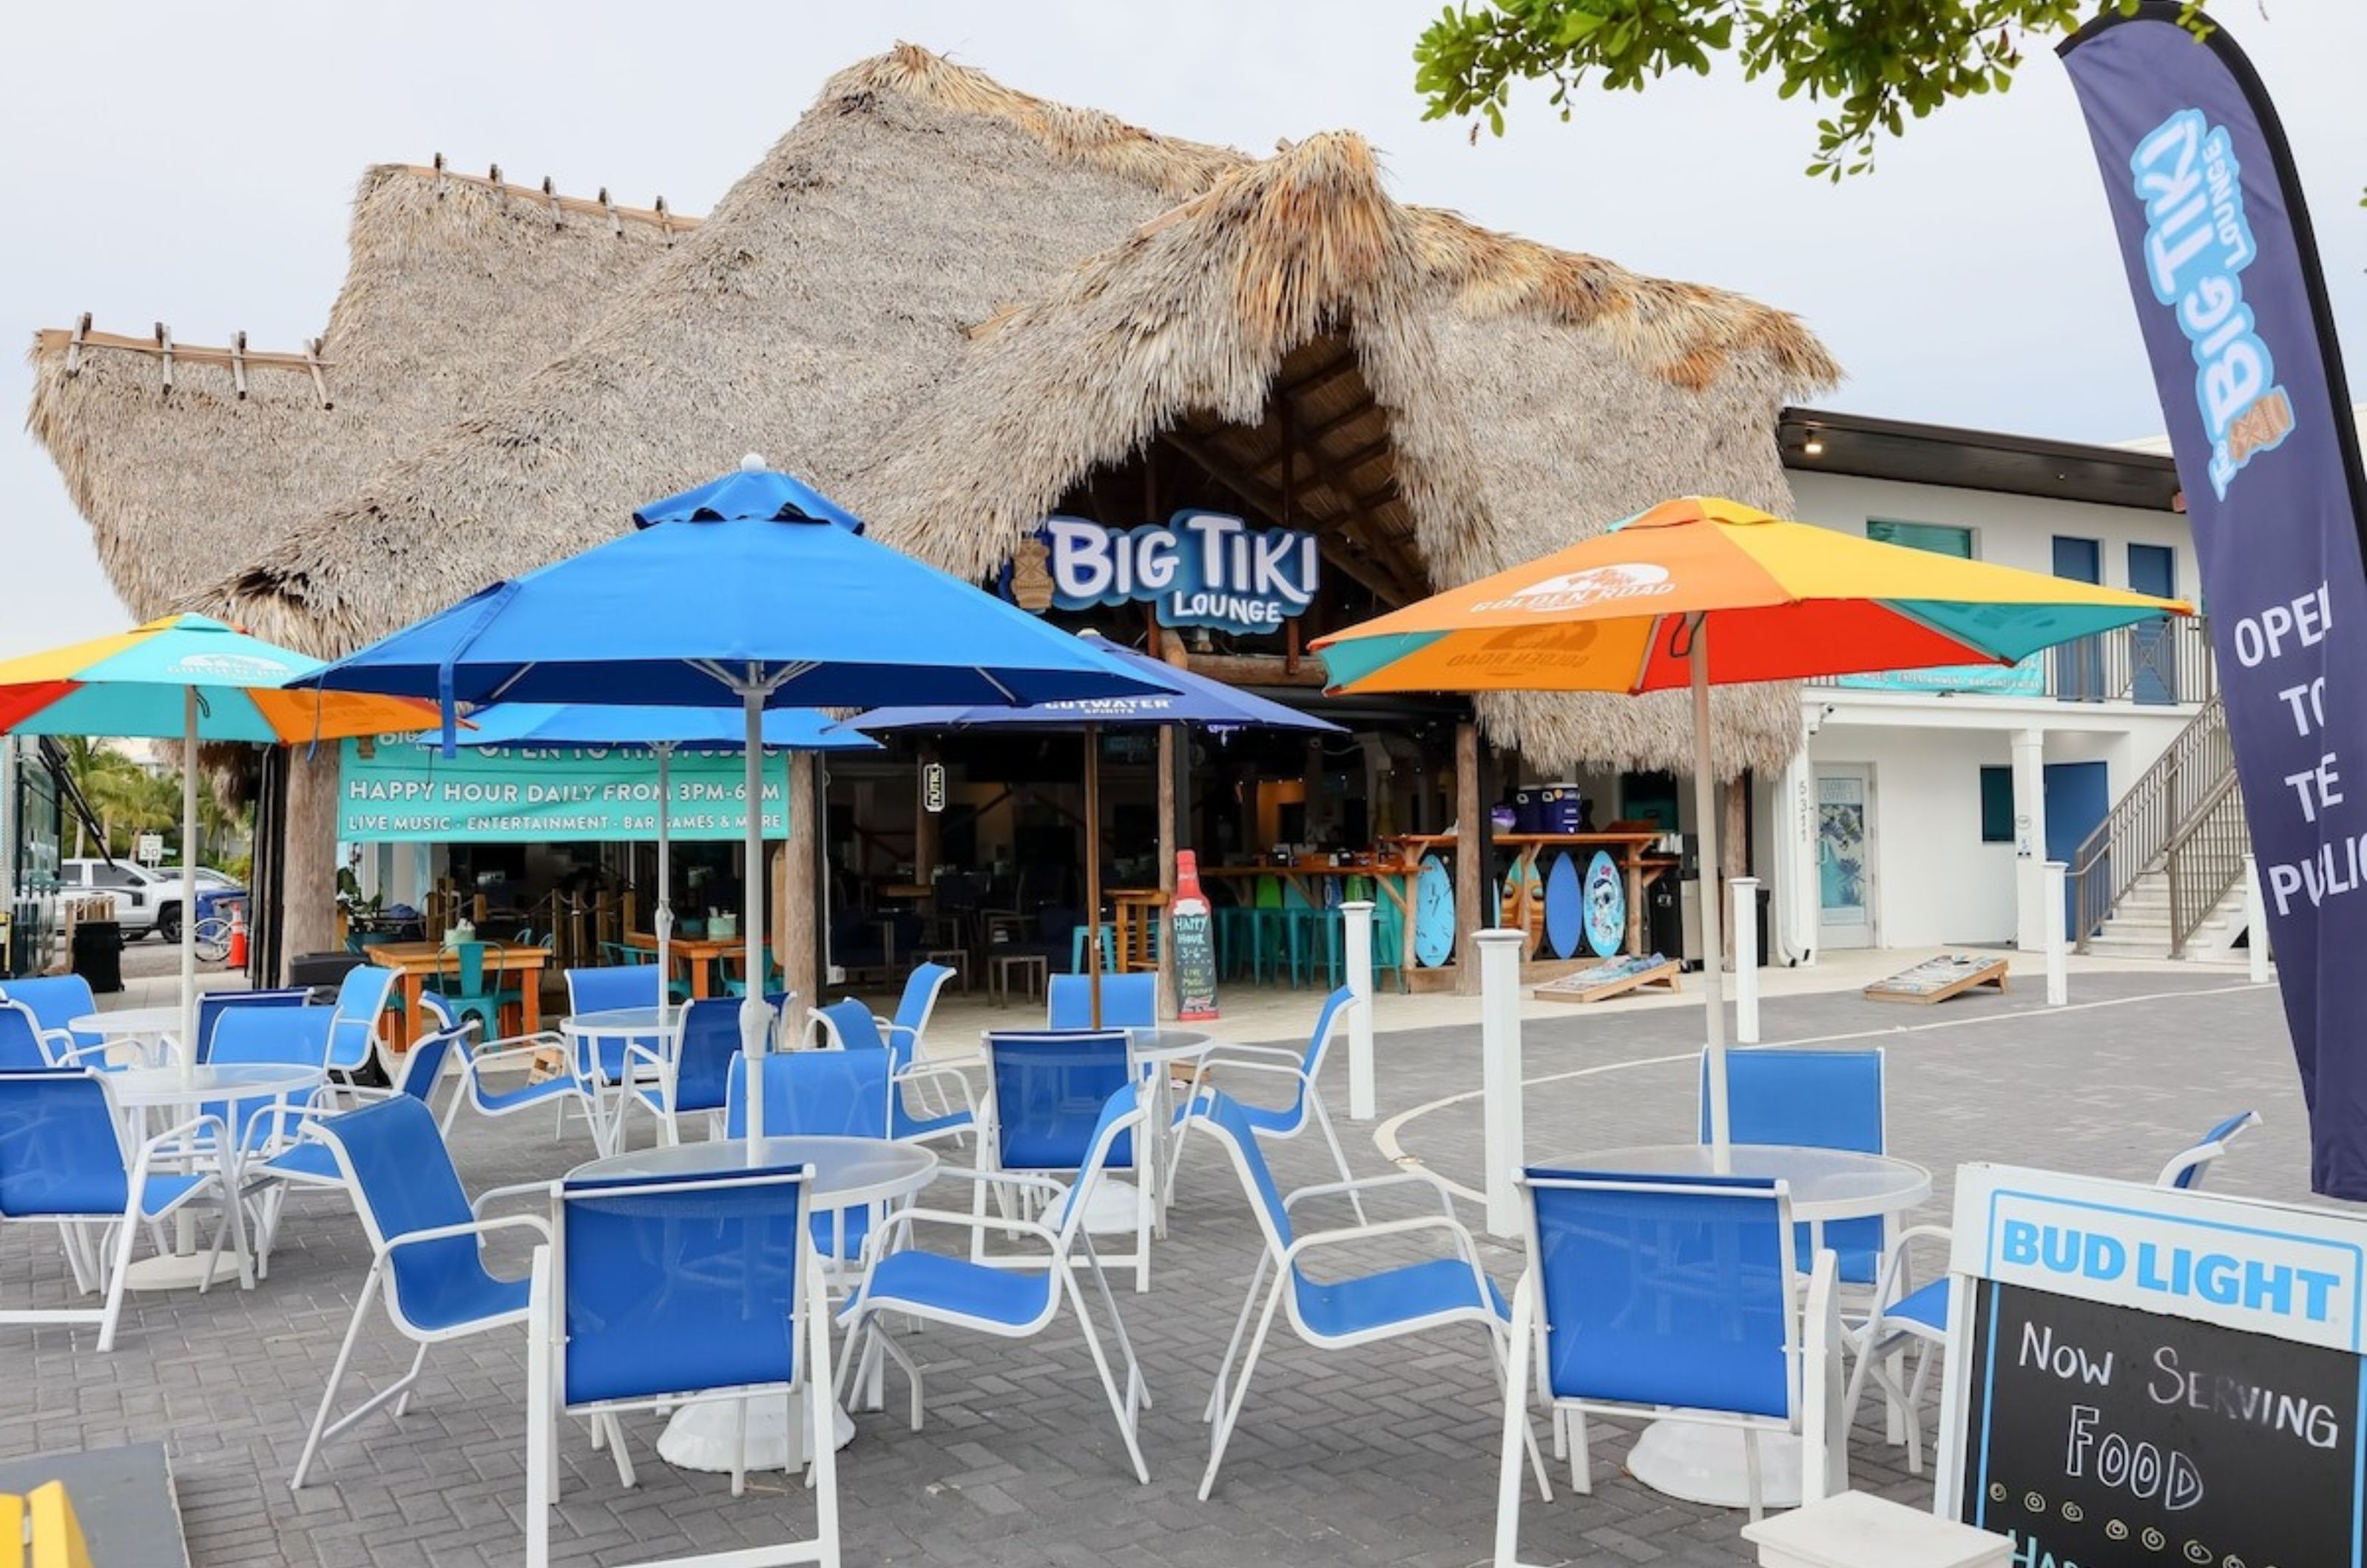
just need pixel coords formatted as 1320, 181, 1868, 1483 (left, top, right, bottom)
1943, 1166, 2367, 1568
1171, 850, 1218, 1022
1960, 1278, 2363, 1567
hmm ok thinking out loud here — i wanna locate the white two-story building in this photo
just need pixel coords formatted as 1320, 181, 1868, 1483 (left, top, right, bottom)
1759, 407, 2222, 964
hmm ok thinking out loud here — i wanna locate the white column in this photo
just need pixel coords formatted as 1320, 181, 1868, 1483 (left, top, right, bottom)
2243, 854, 2271, 984
1775, 745, 1817, 966
2012, 729, 2049, 953
1342, 900, 1377, 1121
1476, 927, 1525, 1240
1732, 876, 1760, 1044
2044, 859, 2068, 1007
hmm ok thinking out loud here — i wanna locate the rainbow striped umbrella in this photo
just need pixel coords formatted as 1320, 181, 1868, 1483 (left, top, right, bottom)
0, 615, 436, 1079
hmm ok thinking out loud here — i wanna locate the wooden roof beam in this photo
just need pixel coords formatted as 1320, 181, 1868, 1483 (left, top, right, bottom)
1159, 429, 1419, 605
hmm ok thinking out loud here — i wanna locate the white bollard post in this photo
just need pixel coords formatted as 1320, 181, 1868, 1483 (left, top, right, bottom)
1343, 901, 1377, 1121
1732, 876, 1761, 1044
2243, 854, 2270, 984
2044, 860, 2068, 1007
1477, 928, 1526, 1240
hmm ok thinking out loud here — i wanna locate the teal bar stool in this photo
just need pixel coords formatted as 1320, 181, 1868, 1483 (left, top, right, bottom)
428, 939, 516, 1038
1068, 922, 1117, 973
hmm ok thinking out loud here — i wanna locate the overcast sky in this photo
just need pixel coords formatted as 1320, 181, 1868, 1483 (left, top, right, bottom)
1, 0, 2360, 659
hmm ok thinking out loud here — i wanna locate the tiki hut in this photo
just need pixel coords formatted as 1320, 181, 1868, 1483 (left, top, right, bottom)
31, 42, 1837, 987
27, 159, 696, 623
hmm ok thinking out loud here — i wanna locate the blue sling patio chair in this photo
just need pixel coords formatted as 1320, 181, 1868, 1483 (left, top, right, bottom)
0, 977, 111, 1064
1171, 984, 1363, 1220
193, 987, 314, 1063
2157, 1108, 2261, 1189
1491, 1169, 1843, 1555
289, 1095, 553, 1490
0, 1069, 251, 1352
1704, 1047, 1888, 1290
726, 1050, 892, 1280
1189, 1088, 1547, 1502
976, 1029, 1151, 1291
612, 996, 743, 1149
837, 1082, 1152, 1484
1046, 972, 1156, 1031
809, 998, 975, 1145
0, 998, 115, 1071
564, 964, 668, 1149
239, 1012, 471, 1275
437, 995, 587, 1146
526, 1158, 837, 1567
321, 964, 400, 1092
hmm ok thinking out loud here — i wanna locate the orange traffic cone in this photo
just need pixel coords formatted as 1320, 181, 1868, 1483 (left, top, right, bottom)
227, 905, 249, 970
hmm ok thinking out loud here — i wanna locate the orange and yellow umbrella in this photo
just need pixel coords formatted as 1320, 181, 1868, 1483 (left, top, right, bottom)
1312, 496, 2192, 1151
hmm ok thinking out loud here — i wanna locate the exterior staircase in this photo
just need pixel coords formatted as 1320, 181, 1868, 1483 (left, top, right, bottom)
2070, 692, 2258, 962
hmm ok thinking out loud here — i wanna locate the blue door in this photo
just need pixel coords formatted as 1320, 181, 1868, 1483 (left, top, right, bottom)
2128, 544, 2177, 705
2052, 538, 2104, 700
2045, 760, 2110, 939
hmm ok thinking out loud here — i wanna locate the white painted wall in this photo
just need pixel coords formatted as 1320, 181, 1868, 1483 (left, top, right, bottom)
1786, 469, 2197, 596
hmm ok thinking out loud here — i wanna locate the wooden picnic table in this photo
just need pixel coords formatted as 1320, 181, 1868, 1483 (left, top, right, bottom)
366, 940, 552, 1051
621, 930, 742, 999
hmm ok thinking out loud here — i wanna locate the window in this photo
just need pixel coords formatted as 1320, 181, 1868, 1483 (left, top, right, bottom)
1979, 766, 2015, 844
87, 863, 142, 888
1868, 520, 1973, 558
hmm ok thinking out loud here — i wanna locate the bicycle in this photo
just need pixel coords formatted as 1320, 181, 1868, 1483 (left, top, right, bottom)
193, 916, 234, 964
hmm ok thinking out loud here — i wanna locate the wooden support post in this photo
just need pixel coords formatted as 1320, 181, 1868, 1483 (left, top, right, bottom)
1454, 721, 1483, 996
277, 750, 342, 984
1157, 726, 1179, 1020
1723, 769, 1749, 969
781, 751, 820, 1007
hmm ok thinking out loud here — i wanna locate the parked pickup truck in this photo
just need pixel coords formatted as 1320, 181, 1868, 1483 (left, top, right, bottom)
56, 859, 243, 943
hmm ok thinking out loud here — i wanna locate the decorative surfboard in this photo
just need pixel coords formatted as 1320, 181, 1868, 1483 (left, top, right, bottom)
1497, 858, 1545, 955
1582, 850, 1626, 959
1412, 856, 1455, 967
1542, 853, 1582, 959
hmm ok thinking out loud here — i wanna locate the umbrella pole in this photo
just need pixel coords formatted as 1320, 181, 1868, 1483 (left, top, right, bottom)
655, 743, 673, 1010
180, 688, 199, 1090
740, 682, 767, 1152
1085, 723, 1103, 1030
1689, 617, 1732, 1164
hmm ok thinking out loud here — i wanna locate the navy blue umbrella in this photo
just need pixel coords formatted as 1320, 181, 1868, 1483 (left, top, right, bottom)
842, 632, 1341, 1018
442, 703, 877, 988
305, 458, 1161, 1136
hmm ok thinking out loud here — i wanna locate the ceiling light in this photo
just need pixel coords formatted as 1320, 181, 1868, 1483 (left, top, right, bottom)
1802, 438, 1825, 457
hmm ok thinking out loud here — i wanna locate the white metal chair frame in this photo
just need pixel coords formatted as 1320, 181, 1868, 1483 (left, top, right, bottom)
0, 997, 125, 1069
1192, 1098, 1549, 1503
838, 1092, 1152, 1484
1169, 989, 1364, 1222
807, 1004, 979, 1146
0, 1073, 252, 1353
289, 1147, 552, 1491
525, 1168, 841, 1568
971, 1031, 1153, 1293
1492, 1172, 1843, 1564
1839, 1222, 1952, 1477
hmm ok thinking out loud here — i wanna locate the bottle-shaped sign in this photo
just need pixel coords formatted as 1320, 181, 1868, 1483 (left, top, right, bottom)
1172, 850, 1219, 1022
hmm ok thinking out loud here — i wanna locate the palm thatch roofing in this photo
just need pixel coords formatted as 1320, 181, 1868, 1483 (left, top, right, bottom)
38, 43, 1837, 777
27, 159, 696, 620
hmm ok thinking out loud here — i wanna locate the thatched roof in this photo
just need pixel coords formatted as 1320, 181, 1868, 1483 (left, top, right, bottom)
26, 159, 695, 618
47, 43, 1836, 776
862, 131, 1837, 774
207, 46, 1246, 657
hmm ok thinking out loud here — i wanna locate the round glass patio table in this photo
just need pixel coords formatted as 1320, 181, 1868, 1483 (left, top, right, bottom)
109, 1061, 325, 1289
72, 1006, 193, 1065
1539, 1143, 1931, 1513
560, 1006, 686, 1149
567, 1135, 939, 1474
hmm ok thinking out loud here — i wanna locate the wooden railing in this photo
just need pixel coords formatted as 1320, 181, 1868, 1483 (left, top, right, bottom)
2070, 691, 2238, 954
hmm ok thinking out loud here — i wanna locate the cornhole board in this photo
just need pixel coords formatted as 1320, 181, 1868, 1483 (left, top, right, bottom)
1533, 953, 1682, 1004
0, 1440, 187, 1567
1863, 952, 2008, 1005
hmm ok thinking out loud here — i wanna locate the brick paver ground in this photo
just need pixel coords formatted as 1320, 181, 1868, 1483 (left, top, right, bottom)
1, 967, 2303, 1566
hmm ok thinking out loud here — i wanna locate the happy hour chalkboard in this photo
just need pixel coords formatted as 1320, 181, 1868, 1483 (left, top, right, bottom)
1959, 1278, 2365, 1568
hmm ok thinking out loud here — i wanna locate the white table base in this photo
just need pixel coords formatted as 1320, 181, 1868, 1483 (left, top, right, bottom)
1626, 1416, 1803, 1511
122, 1250, 240, 1291
657, 1396, 855, 1473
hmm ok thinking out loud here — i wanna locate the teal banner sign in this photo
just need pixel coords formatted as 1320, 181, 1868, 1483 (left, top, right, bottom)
338, 737, 790, 843
1833, 657, 2045, 697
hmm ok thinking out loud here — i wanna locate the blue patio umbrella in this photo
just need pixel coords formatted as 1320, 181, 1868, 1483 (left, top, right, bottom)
841, 632, 1341, 1018
303, 457, 1162, 1138
439, 703, 877, 994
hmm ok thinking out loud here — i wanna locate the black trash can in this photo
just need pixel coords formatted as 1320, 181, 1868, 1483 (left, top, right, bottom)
1646, 876, 1683, 962
71, 919, 125, 995
288, 950, 365, 992
1756, 885, 1774, 968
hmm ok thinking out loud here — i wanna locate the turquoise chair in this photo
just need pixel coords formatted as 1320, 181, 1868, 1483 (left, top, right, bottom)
427, 941, 516, 1040
1069, 922, 1117, 974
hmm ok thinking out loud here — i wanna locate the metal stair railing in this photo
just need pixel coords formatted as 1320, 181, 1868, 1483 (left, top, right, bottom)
2162, 776, 2249, 959
2069, 690, 2235, 952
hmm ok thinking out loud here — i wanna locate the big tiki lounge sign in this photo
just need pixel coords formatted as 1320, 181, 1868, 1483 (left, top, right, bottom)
1041, 512, 1318, 635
